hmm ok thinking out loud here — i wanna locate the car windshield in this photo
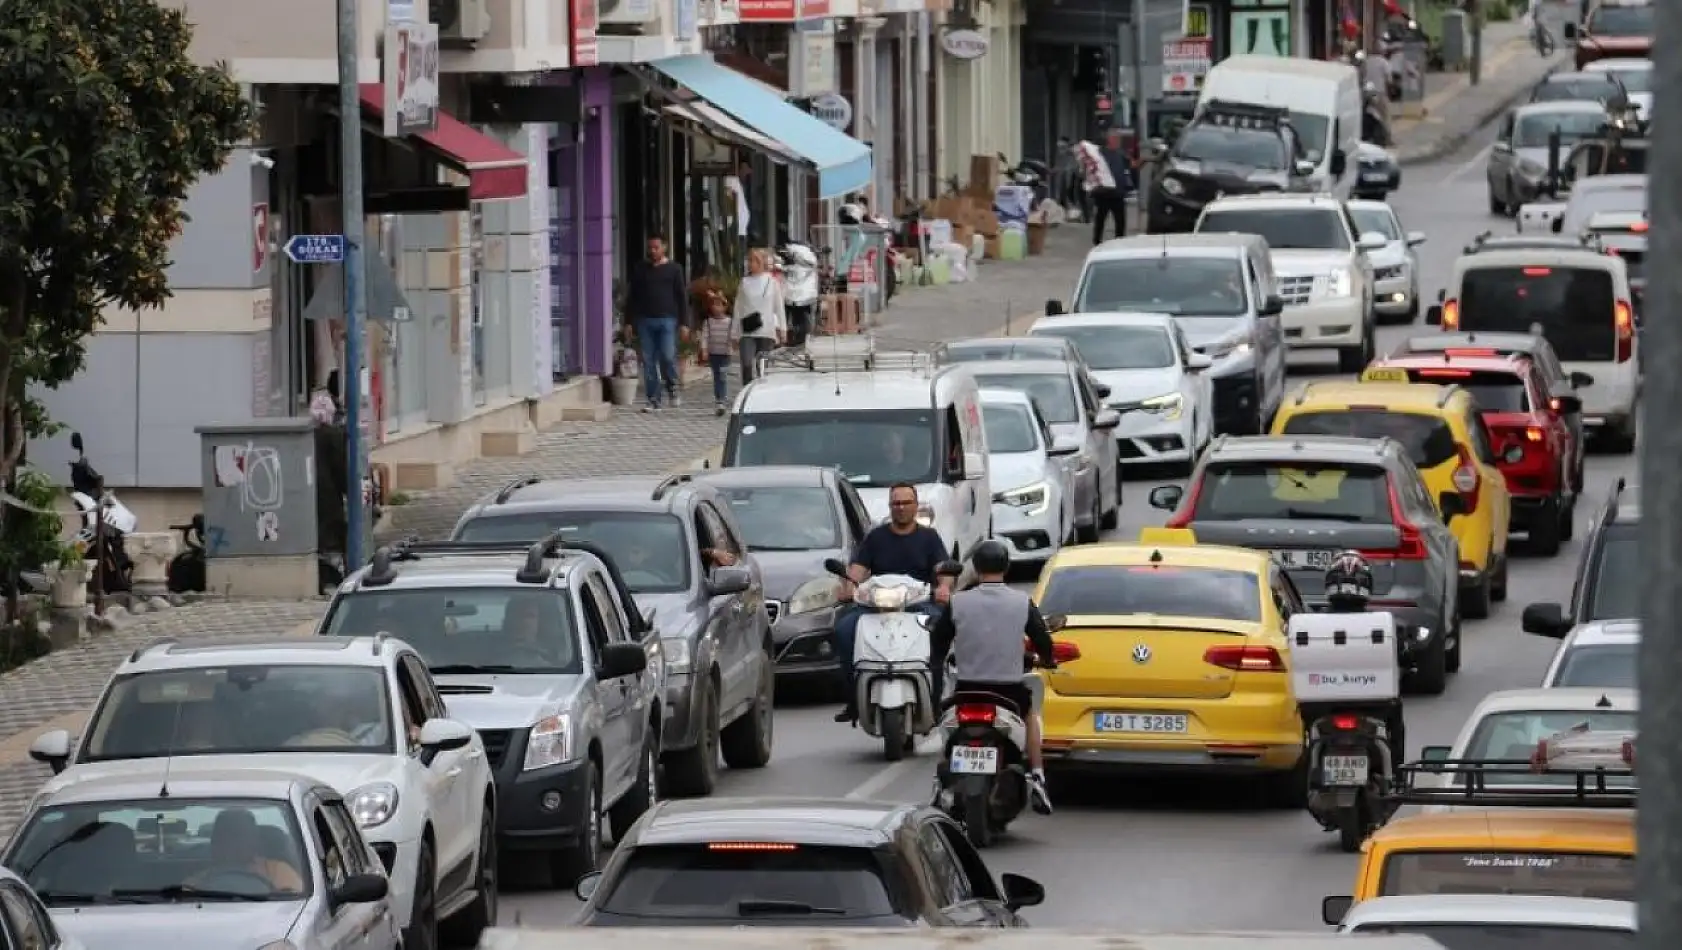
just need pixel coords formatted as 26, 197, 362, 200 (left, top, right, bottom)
1031, 324, 1176, 370
1458, 266, 1617, 362
1198, 209, 1349, 250
1379, 850, 1634, 900
983, 403, 1041, 453
1514, 111, 1607, 147
7, 798, 310, 905
1349, 924, 1633, 949
1588, 5, 1652, 35
1193, 462, 1394, 524
943, 340, 1069, 363
728, 410, 937, 488
1073, 257, 1247, 316
1282, 410, 1461, 469
1289, 113, 1332, 157
1037, 565, 1262, 622
452, 511, 691, 593
1533, 77, 1623, 103
1553, 643, 1638, 688
1350, 207, 1401, 240
1458, 709, 1637, 785
322, 587, 582, 674
1174, 125, 1288, 169
1587, 522, 1638, 620
81, 665, 393, 762
595, 844, 897, 921
974, 372, 1078, 423
1595, 65, 1651, 93
714, 485, 842, 552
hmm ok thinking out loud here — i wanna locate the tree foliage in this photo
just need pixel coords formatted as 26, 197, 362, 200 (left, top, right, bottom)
0, 0, 253, 480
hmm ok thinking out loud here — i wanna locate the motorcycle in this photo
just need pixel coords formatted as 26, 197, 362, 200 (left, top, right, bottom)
824, 557, 961, 761
166, 514, 207, 593
67, 432, 135, 594
1306, 709, 1400, 852
998, 153, 1052, 206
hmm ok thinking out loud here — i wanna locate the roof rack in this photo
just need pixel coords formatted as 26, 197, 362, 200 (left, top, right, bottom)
652, 472, 692, 501
1463, 231, 1602, 255
493, 475, 543, 505
371, 632, 389, 655
761, 335, 937, 376
1197, 99, 1291, 130
1381, 734, 1636, 811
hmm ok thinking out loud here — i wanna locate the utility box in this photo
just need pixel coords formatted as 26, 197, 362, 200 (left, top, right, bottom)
1440, 10, 1468, 72
197, 419, 319, 598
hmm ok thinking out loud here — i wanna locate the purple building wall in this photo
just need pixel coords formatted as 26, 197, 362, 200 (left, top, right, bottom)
548, 68, 616, 378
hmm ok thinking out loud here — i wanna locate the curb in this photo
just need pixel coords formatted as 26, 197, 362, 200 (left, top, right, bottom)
1397, 49, 1571, 167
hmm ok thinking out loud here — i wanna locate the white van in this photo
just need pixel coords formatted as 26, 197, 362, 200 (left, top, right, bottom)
1198, 56, 1363, 197
720, 336, 992, 562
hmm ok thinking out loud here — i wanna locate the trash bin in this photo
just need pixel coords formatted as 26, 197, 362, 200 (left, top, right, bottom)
1440, 10, 1467, 71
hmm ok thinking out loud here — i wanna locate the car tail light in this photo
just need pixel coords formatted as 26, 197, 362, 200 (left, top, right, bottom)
1417, 368, 1470, 377
1051, 640, 1081, 663
1203, 644, 1286, 672
1452, 446, 1481, 510
1526, 426, 1545, 442
1522, 267, 1552, 276
1549, 397, 1566, 413
1363, 477, 1427, 561
708, 842, 799, 851
957, 704, 997, 725
1332, 713, 1360, 731
1441, 299, 1460, 330
1444, 348, 1495, 356
1615, 300, 1633, 363
1164, 477, 1203, 528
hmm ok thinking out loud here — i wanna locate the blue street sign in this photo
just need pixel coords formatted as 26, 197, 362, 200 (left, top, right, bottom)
284, 234, 347, 264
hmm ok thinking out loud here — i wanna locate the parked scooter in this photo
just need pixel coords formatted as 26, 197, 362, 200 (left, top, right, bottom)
997, 153, 1052, 206
824, 557, 961, 761
166, 514, 207, 593
66, 432, 135, 594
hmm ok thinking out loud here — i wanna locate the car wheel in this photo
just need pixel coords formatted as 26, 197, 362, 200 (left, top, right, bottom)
441, 806, 497, 946
1528, 497, 1563, 556
1075, 494, 1100, 544
1408, 637, 1449, 695
1444, 608, 1462, 674
721, 653, 775, 769
1488, 189, 1504, 215
402, 838, 439, 950
1561, 494, 1576, 541
1491, 554, 1509, 603
550, 761, 602, 887
1405, 290, 1420, 322
609, 728, 659, 840
1337, 340, 1367, 374
1099, 476, 1120, 530
1600, 417, 1637, 454
1263, 754, 1309, 808
664, 680, 720, 796
1461, 573, 1492, 620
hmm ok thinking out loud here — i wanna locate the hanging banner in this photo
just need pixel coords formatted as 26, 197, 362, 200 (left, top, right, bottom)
1161, 36, 1212, 93
572, 0, 599, 66
382, 22, 439, 137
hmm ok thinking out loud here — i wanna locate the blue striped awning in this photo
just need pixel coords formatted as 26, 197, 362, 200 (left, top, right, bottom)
650, 55, 873, 200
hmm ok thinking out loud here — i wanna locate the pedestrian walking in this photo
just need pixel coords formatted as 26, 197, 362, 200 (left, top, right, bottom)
734, 247, 787, 386
1089, 130, 1136, 243
626, 234, 689, 412
700, 291, 737, 416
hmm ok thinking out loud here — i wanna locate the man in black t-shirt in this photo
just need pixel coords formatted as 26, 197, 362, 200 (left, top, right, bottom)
832, 482, 953, 722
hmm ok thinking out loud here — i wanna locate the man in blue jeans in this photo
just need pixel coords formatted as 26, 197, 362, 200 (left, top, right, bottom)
626, 235, 689, 411
832, 481, 953, 723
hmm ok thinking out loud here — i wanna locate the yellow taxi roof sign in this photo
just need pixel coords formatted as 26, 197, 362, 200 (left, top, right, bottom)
1361, 366, 1412, 383
1138, 527, 1198, 546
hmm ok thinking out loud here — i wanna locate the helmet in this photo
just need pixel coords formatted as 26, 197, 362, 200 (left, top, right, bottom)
1324, 551, 1374, 603
971, 539, 1011, 576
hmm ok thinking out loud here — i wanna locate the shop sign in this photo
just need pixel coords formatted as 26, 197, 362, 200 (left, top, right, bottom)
572, 0, 599, 66
1161, 36, 1212, 93
941, 28, 989, 60
740, 0, 828, 21
1181, 0, 1211, 38
382, 21, 439, 137
795, 31, 837, 97
811, 93, 853, 130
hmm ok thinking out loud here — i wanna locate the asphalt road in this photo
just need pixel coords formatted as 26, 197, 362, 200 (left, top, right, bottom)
501, 123, 1633, 930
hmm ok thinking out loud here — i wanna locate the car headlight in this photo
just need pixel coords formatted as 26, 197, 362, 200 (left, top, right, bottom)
524, 713, 575, 771
788, 576, 841, 614
1324, 266, 1353, 298
915, 504, 935, 527
663, 638, 692, 673
1204, 334, 1252, 359
1373, 264, 1405, 281
994, 481, 1050, 516
1141, 393, 1184, 420
347, 783, 400, 829
1161, 177, 1184, 196
870, 586, 910, 610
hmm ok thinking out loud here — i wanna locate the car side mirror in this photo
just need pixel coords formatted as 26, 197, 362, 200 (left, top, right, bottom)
1047, 441, 1079, 457
1260, 294, 1285, 316
417, 718, 473, 766
1406, 231, 1426, 247
822, 557, 849, 578
28, 729, 72, 774
1569, 371, 1595, 388
1522, 602, 1569, 638
1553, 394, 1582, 414
1001, 872, 1046, 911
331, 873, 388, 907
1293, 159, 1317, 177
597, 641, 650, 679
962, 451, 987, 480
1330, 150, 1347, 177
1044, 299, 1065, 316
1321, 895, 1353, 925
1149, 485, 1185, 511
1437, 491, 1467, 520
935, 559, 964, 578
574, 870, 604, 902
1563, 22, 1577, 38
1424, 304, 1443, 325
1186, 352, 1214, 371
1095, 383, 1112, 398
1092, 409, 1121, 430
1358, 231, 1389, 252
707, 565, 753, 597
1421, 745, 1452, 762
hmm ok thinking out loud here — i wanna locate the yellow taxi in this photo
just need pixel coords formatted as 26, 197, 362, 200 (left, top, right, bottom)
1031, 528, 1305, 801
1271, 375, 1512, 618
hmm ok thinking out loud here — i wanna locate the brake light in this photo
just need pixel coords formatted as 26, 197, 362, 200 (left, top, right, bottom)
708, 842, 799, 851
1164, 477, 1203, 528
1444, 348, 1496, 356
1526, 426, 1544, 442
1051, 640, 1081, 663
1362, 477, 1427, 560
1442, 299, 1460, 330
1630, 220, 1648, 233
1615, 300, 1633, 363
1417, 368, 1469, 377
957, 704, 997, 725
1452, 445, 1481, 511
1549, 397, 1566, 413
1203, 645, 1286, 672
1522, 267, 1552, 276
1331, 713, 1360, 731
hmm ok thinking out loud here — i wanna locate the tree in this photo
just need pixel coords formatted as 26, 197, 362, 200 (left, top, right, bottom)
0, 0, 253, 482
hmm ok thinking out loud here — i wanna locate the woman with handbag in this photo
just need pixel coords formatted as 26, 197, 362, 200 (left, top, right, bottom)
734, 248, 787, 385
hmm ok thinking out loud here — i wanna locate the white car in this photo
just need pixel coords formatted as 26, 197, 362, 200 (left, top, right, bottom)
1584, 57, 1652, 120
1534, 618, 1638, 688
1028, 311, 1214, 470
0, 865, 87, 950
979, 388, 1078, 563
27, 636, 497, 950
1347, 200, 1425, 323
1195, 192, 1383, 371
1334, 894, 1635, 940
1418, 687, 1636, 812
3, 768, 401, 950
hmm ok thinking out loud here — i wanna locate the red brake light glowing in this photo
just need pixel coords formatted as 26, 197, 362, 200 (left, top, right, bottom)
1331, 714, 1360, 731
708, 842, 799, 851
957, 704, 997, 725
1443, 348, 1496, 356
1202, 644, 1286, 672
1522, 267, 1552, 276
1051, 640, 1081, 664
1417, 369, 1470, 377
1526, 426, 1545, 442
1362, 476, 1427, 561
1629, 220, 1649, 233
1614, 300, 1634, 363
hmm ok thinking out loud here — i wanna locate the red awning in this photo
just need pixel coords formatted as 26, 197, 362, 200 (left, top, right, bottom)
359, 85, 528, 200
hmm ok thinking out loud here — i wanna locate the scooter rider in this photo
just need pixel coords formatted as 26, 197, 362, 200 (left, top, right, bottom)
930, 539, 1058, 815
1318, 551, 1407, 760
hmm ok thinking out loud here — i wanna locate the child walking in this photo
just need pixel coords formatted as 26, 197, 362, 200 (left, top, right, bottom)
701, 291, 737, 416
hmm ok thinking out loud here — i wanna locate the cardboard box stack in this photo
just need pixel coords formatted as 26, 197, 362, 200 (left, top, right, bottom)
818, 293, 860, 335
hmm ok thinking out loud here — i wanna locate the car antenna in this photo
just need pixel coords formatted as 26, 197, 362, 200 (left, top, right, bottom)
1596, 693, 1613, 708
1149, 548, 1164, 563
1158, 232, 1169, 267
159, 698, 185, 798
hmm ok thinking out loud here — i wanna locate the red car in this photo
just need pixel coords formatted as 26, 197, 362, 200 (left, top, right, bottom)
1568, 0, 1653, 69
1363, 350, 1581, 555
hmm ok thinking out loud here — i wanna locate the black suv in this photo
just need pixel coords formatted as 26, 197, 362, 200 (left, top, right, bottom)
1522, 477, 1639, 636
1145, 100, 1314, 233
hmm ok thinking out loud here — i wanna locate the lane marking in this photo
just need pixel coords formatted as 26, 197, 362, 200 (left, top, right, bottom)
1455, 143, 1494, 183
845, 733, 945, 800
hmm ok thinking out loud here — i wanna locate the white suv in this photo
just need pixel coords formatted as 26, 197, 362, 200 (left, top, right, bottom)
28, 636, 497, 950
1195, 192, 1384, 371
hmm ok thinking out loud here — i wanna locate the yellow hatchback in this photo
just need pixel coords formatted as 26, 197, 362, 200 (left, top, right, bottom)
1271, 375, 1512, 618
1031, 530, 1305, 801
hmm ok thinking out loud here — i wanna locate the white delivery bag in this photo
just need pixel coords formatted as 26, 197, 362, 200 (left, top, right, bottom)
1287, 611, 1402, 704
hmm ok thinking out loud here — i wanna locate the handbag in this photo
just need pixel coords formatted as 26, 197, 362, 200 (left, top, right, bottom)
741, 311, 764, 334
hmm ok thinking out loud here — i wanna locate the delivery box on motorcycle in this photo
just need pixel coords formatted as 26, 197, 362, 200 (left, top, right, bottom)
1287, 611, 1401, 704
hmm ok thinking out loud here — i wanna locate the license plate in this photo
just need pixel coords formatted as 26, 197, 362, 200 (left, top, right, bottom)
1323, 754, 1369, 786
1360, 172, 1389, 183
949, 746, 998, 774
1095, 712, 1189, 733
1272, 549, 1338, 570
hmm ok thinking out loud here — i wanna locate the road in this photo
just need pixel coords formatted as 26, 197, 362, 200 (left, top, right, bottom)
495, 122, 1636, 929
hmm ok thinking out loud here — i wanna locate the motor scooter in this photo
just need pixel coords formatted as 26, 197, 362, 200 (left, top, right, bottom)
824, 558, 961, 761
1305, 709, 1400, 852
67, 432, 135, 594
998, 153, 1052, 206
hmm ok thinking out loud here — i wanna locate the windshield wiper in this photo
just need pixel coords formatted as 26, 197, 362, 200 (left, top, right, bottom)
736, 899, 847, 916
33, 891, 124, 905
112, 885, 269, 902
429, 664, 519, 674
744, 544, 818, 552
1282, 508, 1366, 523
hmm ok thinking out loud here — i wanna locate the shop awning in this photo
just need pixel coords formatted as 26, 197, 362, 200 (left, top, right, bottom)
649, 55, 872, 200
662, 100, 803, 165
358, 85, 528, 201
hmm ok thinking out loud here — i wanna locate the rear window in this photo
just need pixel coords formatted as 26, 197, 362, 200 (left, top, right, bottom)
1282, 410, 1460, 468
974, 372, 1078, 424
1379, 851, 1633, 900
1350, 923, 1634, 949
1193, 462, 1393, 524
1586, 522, 1638, 620
1458, 709, 1637, 785
1398, 369, 1530, 413
1553, 643, 1637, 688
595, 844, 896, 921
1459, 267, 1616, 362
1038, 566, 1262, 622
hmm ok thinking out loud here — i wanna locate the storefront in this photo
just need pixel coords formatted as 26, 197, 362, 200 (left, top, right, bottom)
936, 0, 1023, 187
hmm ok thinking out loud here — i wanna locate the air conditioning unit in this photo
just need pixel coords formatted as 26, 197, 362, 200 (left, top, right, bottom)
434, 0, 491, 43
599, 0, 661, 29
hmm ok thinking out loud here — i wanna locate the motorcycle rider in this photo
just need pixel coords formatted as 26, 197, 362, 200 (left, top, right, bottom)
930, 539, 1058, 815
1318, 551, 1407, 761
